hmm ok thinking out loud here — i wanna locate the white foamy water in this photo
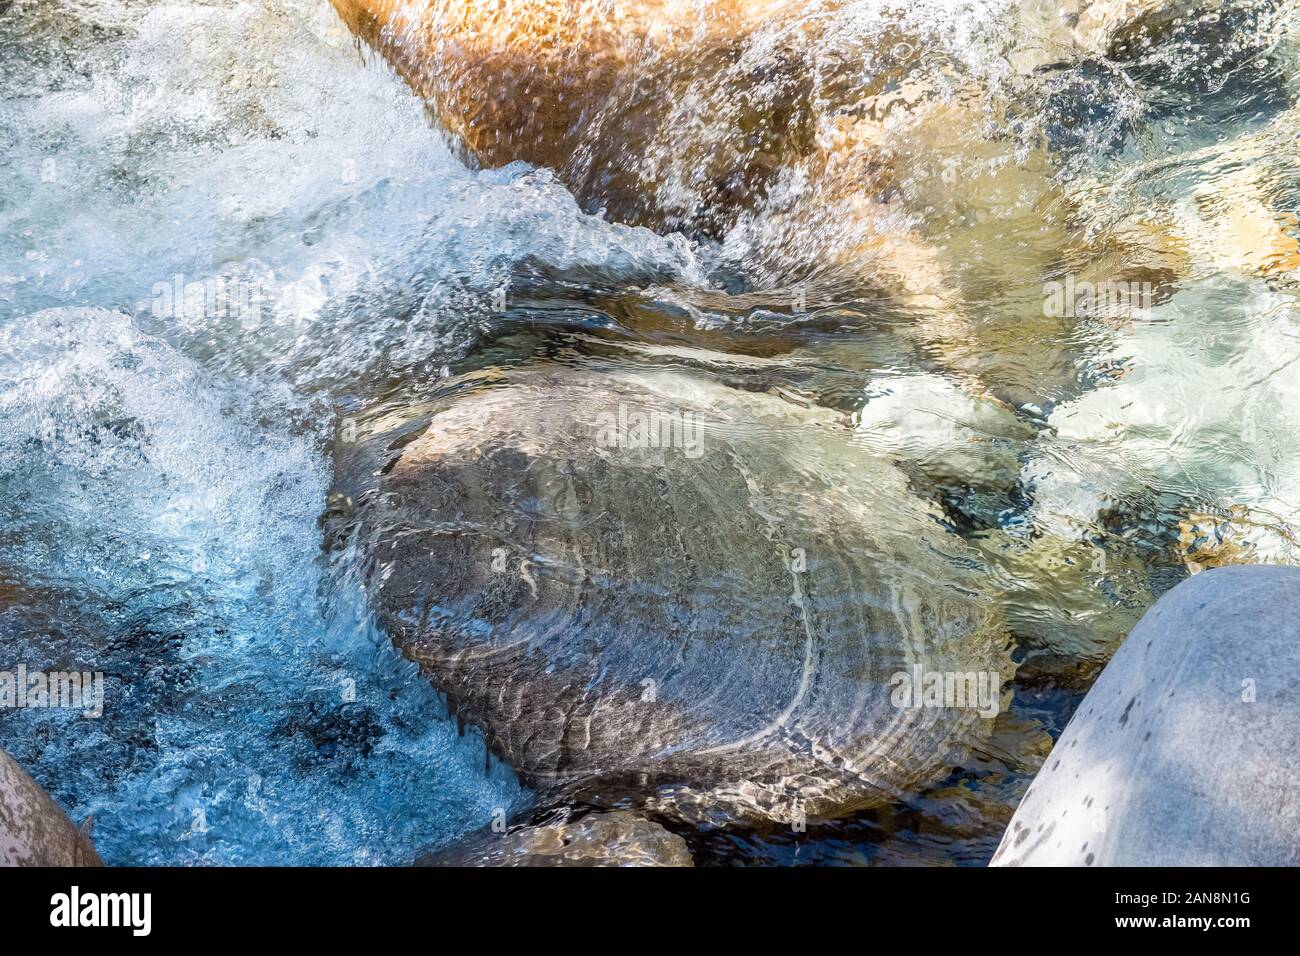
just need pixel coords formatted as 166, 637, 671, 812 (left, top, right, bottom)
0, 0, 707, 392
0, 0, 707, 864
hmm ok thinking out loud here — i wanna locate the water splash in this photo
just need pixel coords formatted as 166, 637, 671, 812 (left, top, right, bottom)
0, 0, 706, 396
0, 308, 524, 864
0, 0, 716, 863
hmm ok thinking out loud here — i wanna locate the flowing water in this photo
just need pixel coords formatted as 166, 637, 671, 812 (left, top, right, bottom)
1, 0, 1298, 864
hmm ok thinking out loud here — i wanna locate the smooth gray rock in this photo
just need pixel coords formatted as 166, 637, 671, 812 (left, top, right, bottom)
343, 367, 1012, 826
992, 565, 1300, 866
1, 747, 102, 867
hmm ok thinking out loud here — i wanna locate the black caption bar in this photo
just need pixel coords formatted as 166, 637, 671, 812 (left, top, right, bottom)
0, 866, 1284, 943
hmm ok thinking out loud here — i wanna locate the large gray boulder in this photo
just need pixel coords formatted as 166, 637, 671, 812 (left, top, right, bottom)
1, 747, 102, 866
344, 367, 1012, 826
992, 565, 1300, 866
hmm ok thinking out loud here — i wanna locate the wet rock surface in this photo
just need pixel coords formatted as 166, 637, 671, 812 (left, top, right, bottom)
992, 565, 1300, 866
342, 366, 1013, 826
420, 810, 693, 867
0, 747, 102, 866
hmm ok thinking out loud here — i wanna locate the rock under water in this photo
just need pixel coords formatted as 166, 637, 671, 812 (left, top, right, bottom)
342, 366, 1014, 826
420, 810, 693, 867
991, 565, 1300, 866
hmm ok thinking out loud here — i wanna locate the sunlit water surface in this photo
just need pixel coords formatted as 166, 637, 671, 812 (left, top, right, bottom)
2, 0, 1299, 864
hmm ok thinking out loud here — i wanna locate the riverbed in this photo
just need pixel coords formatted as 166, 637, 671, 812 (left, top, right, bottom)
2, 0, 1298, 865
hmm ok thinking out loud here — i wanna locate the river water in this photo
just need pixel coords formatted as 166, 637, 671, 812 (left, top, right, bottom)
1, 0, 1298, 864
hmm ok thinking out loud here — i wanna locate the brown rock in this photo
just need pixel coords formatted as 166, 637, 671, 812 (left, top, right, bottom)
344, 367, 1012, 826
422, 811, 692, 867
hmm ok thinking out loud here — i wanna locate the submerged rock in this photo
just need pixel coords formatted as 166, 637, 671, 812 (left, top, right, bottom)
421, 811, 692, 867
347, 367, 1012, 825
1016, 1, 1244, 64
328, 0, 1246, 412
851, 372, 1034, 491
1023, 280, 1300, 569
992, 565, 1300, 866
0, 747, 102, 866
326, 0, 1094, 324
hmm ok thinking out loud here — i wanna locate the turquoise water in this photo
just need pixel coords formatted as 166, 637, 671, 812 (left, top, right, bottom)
0, 0, 554, 865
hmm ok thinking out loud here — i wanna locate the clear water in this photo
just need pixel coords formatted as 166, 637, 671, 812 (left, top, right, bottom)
3, 0, 1300, 865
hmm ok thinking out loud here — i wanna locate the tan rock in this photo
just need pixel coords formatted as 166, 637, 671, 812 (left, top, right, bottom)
329, 0, 831, 236
1178, 507, 1300, 574
326, 0, 1063, 318
422, 811, 692, 867
1190, 169, 1300, 279
1, 748, 102, 867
